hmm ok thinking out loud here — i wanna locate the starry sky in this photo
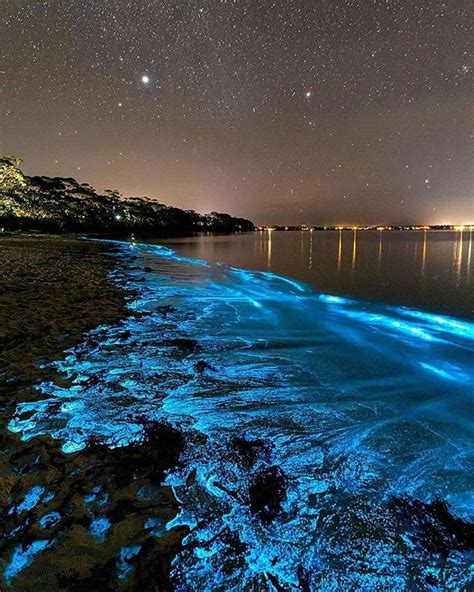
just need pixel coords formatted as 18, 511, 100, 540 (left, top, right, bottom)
2, 1, 473, 225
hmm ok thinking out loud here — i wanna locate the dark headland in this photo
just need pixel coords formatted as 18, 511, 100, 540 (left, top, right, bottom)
0, 156, 254, 234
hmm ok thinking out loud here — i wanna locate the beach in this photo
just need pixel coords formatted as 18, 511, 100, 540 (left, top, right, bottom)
1, 233, 473, 591
0, 235, 185, 590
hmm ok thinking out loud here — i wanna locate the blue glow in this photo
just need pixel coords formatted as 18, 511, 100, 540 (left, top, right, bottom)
144, 517, 166, 537
84, 486, 109, 507
89, 517, 111, 542
419, 362, 471, 382
9, 486, 45, 515
7, 238, 473, 590
4, 540, 50, 582
117, 545, 142, 580
39, 512, 61, 529
319, 294, 350, 304
397, 308, 474, 339
320, 302, 444, 344
255, 270, 307, 293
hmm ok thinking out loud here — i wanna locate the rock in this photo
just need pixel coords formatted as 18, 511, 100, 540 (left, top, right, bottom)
195, 360, 216, 375
162, 338, 201, 354
390, 496, 474, 556
249, 466, 287, 524
134, 529, 188, 591
85, 421, 184, 488
231, 436, 271, 469
156, 305, 176, 318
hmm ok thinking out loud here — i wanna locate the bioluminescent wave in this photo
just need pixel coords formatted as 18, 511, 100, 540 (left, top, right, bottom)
7, 240, 474, 590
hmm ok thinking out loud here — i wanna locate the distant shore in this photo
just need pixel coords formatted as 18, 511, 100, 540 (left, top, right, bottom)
256, 224, 472, 231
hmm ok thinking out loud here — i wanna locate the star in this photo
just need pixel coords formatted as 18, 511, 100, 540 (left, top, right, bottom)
3, 0, 471, 226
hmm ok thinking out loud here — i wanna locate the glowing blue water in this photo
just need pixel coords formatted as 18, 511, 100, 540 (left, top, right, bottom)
8, 240, 474, 590
4, 540, 50, 583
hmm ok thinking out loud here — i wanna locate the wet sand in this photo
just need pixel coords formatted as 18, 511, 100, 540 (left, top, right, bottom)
0, 234, 185, 591
0, 234, 128, 386
1, 234, 472, 591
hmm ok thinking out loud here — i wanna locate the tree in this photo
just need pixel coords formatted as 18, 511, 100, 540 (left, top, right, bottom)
0, 155, 27, 190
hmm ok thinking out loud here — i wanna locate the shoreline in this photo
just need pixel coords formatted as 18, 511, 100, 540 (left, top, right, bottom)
0, 234, 186, 590
1, 233, 473, 590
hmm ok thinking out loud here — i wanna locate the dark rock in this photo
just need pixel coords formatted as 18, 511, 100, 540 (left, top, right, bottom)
117, 329, 132, 340
297, 565, 311, 592
221, 529, 248, 557
134, 534, 186, 592
86, 421, 184, 487
57, 560, 117, 592
249, 466, 287, 524
156, 304, 176, 318
195, 360, 216, 375
266, 572, 286, 591
162, 338, 201, 353
231, 436, 272, 469
390, 496, 474, 556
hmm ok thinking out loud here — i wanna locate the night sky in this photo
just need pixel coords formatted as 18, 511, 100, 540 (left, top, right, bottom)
2, 1, 473, 225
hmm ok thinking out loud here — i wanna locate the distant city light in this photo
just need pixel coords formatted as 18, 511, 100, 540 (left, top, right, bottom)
255, 224, 473, 232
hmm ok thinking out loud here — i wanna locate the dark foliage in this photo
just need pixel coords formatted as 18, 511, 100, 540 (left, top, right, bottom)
0, 157, 255, 234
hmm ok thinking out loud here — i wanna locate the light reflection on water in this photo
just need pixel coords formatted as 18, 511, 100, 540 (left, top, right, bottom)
7, 240, 474, 590
156, 230, 474, 318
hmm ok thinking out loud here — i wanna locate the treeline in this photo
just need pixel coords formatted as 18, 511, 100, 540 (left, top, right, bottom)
0, 156, 254, 234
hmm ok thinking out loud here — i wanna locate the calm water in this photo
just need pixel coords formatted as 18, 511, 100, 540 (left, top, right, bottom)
156, 230, 473, 318
8, 237, 474, 590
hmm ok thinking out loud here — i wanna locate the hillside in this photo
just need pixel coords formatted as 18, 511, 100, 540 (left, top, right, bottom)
0, 156, 254, 234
